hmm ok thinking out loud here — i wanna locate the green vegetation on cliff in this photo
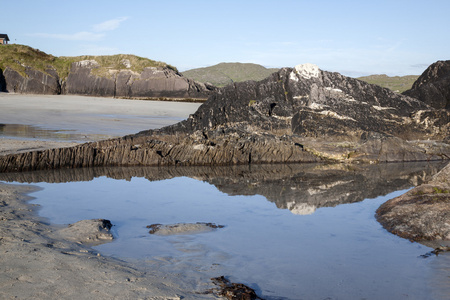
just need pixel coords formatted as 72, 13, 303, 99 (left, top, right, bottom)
357, 74, 419, 93
182, 62, 279, 87
0, 44, 177, 79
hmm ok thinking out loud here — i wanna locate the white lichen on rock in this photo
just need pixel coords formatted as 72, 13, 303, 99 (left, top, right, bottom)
76, 60, 99, 68
294, 63, 320, 79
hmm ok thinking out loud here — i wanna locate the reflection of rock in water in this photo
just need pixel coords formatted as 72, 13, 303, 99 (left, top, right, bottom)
0, 162, 446, 214
287, 202, 317, 215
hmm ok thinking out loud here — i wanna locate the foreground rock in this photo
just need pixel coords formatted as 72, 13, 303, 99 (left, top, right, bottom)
376, 163, 450, 247
0, 63, 449, 172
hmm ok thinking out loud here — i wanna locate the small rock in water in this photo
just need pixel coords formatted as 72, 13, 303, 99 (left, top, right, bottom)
146, 222, 225, 235
209, 276, 263, 300
60, 219, 114, 244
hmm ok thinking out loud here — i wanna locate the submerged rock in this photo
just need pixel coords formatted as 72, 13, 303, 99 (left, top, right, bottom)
59, 219, 113, 245
376, 163, 450, 245
147, 222, 224, 235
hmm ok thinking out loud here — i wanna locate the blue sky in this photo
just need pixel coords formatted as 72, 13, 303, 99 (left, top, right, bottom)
2, 0, 449, 76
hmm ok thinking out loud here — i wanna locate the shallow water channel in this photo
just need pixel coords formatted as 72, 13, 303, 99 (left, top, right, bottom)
2, 162, 449, 299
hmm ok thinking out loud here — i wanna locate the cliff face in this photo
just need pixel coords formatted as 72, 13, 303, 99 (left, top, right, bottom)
0, 46, 214, 99
0, 63, 449, 172
403, 60, 450, 110
63, 60, 214, 99
2, 67, 61, 94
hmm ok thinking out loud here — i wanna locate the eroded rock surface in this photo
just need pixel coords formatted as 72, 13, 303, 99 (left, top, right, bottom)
377, 163, 450, 245
2, 67, 61, 94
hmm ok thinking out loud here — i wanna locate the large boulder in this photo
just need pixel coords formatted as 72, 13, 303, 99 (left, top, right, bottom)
376, 163, 450, 245
403, 60, 450, 110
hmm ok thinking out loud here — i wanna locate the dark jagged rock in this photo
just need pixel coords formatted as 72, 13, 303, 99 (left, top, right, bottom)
209, 276, 263, 300
0, 63, 449, 172
403, 60, 450, 110
377, 163, 450, 245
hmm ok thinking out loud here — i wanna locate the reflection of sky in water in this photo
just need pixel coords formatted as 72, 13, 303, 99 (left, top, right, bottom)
26, 176, 448, 300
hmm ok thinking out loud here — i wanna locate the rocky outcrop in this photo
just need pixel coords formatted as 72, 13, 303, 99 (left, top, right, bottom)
0, 63, 449, 172
64, 60, 214, 99
377, 163, 450, 246
0, 48, 215, 99
403, 60, 450, 110
2, 67, 61, 94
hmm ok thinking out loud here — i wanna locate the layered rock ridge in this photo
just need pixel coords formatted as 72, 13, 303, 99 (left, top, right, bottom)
1, 63, 449, 172
62, 59, 214, 99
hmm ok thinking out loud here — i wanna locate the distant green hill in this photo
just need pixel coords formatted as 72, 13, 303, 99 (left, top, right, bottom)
182, 62, 279, 87
356, 74, 418, 93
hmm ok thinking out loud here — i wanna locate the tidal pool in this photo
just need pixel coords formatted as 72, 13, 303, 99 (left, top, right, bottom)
2, 162, 449, 299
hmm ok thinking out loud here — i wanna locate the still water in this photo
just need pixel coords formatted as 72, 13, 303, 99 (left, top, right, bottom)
2, 163, 449, 299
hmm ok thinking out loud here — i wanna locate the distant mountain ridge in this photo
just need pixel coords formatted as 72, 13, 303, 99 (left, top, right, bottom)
182, 62, 279, 87
183, 62, 418, 92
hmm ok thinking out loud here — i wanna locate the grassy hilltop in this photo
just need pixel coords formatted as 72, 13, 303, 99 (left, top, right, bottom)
0, 44, 176, 80
182, 62, 279, 87
357, 74, 418, 93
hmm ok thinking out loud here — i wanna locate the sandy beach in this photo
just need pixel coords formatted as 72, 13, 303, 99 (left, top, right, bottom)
0, 94, 216, 299
0, 94, 202, 154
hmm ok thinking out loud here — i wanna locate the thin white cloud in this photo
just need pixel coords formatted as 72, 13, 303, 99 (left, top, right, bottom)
31, 17, 128, 42
33, 31, 105, 41
92, 17, 129, 32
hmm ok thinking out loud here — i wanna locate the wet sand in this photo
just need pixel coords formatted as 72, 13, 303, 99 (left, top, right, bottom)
0, 94, 214, 299
0, 93, 201, 154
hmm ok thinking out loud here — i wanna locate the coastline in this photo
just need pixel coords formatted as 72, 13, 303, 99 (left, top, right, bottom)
0, 94, 215, 299
0, 93, 448, 298
0, 182, 214, 299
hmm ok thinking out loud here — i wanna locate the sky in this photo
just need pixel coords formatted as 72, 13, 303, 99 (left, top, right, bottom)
1, 0, 449, 77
